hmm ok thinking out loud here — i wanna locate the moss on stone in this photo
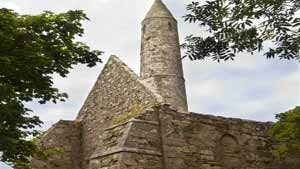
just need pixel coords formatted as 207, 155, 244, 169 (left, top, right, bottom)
112, 102, 157, 125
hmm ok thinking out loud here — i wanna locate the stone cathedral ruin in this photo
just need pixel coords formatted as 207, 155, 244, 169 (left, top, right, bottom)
31, 0, 300, 169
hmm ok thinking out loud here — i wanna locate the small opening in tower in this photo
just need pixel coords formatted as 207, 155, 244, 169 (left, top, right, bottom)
168, 22, 172, 31
143, 25, 146, 33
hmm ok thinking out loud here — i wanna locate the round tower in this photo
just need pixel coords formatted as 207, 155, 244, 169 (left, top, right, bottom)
140, 0, 188, 112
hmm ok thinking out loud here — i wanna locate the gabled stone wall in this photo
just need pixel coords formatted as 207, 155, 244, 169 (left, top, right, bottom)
75, 55, 159, 168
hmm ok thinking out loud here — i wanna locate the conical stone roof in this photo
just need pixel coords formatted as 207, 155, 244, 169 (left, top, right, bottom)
144, 0, 175, 19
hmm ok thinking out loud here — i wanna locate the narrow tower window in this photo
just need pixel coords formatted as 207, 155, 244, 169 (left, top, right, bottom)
168, 22, 172, 31
143, 25, 146, 33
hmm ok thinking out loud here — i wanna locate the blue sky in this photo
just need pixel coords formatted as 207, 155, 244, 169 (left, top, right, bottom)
0, 0, 299, 168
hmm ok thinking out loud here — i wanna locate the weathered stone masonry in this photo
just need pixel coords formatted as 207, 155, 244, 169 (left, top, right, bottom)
76, 56, 160, 169
140, 0, 188, 112
30, 120, 81, 169
30, 0, 300, 169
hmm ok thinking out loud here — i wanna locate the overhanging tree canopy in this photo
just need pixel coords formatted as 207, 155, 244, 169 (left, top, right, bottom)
183, 0, 300, 61
0, 8, 102, 167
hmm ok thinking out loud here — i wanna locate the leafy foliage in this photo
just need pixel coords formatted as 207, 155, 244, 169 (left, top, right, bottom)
15, 135, 65, 169
269, 106, 300, 159
183, 0, 300, 62
0, 8, 103, 167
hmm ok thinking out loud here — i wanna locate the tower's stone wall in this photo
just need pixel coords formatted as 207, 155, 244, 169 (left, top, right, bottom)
140, 0, 188, 112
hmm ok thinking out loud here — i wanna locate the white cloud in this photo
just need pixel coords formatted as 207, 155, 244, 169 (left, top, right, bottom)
94, 0, 110, 3
192, 79, 225, 96
0, 162, 10, 169
275, 71, 300, 102
0, 0, 20, 11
